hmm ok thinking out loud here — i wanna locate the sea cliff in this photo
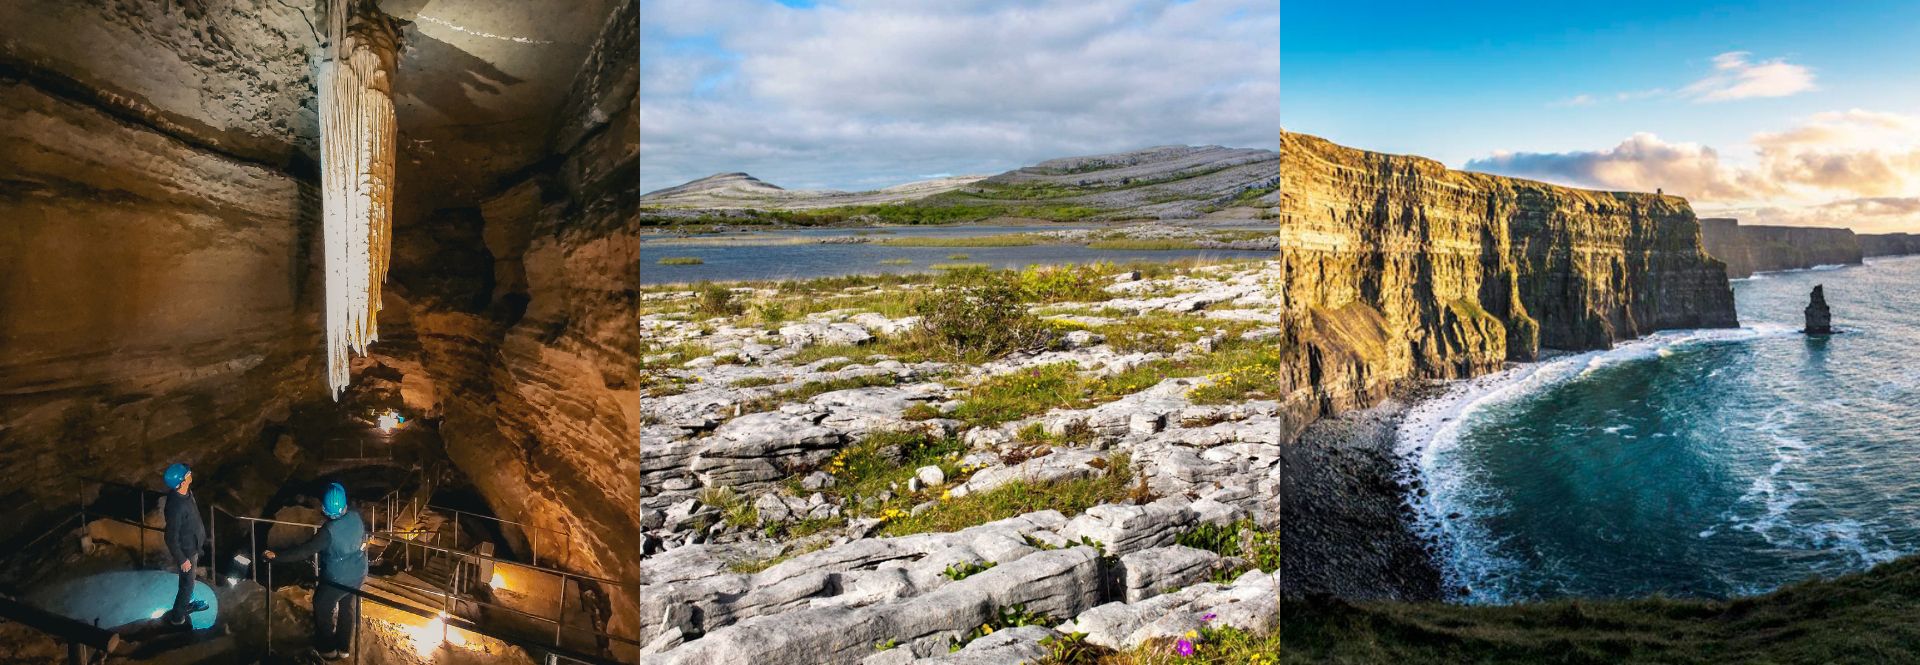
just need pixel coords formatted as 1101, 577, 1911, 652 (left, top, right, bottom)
1861, 232, 1920, 257
1277, 131, 1740, 600
1697, 217, 1863, 278
1276, 131, 1738, 442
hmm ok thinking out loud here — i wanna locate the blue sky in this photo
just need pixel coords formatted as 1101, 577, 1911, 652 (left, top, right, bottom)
1284, 1, 1920, 231
641, 0, 1279, 193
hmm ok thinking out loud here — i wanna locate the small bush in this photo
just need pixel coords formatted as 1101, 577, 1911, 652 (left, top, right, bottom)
949, 604, 1056, 652
696, 282, 745, 317
1037, 631, 1112, 664
947, 253, 971, 260
657, 256, 704, 265
912, 273, 1056, 360
1016, 263, 1109, 302
943, 560, 998, 581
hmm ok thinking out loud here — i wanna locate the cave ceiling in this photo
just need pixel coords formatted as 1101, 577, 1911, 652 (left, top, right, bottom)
0, 0, 621, 207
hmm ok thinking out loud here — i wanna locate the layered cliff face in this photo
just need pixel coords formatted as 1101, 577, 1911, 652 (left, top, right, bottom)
1697, 218, 1863, 278
1861, 232, 1920, 257
1276, 131, 1738, 441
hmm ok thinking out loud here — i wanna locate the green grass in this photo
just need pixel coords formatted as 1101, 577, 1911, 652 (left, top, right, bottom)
1100, 624, 1278, 665
1086, 239, 1206, 251
878, 234, 1045, 247
730, 376, 784, 388
1186, 345, 1287, 404
1176, 519, 1279, 575
877, 455, 1134, 537
808, 430, 967, 511
725, 540, 830, 574
1283, 554, 1920, 664
641, 341, 712, 369
879, 258, 915, 265
657, 256, 705, 265
947, 253, 971, 260
949, 342, 1275, 426
738, 374, 901, 415
931, 262, 992, 270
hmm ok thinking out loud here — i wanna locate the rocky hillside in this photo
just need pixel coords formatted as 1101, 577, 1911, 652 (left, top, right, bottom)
1698, 218, 1863, 278
641, 144, 1279, 223
1861, 232, 1920, 257
641, 172, 987, 210
1275, 131, 1738, 443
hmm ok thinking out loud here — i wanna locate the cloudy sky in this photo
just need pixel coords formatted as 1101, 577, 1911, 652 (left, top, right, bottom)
1284, 0, 1920, 232
640, 0, 1280, 193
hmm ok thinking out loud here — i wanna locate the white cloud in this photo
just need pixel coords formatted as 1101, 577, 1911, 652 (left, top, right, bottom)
1549, 94, 1596, 108
1465, 110, 1920, 231
1679, 51, 1816, 102
1550, 51, 1814, 107
640, 0, 1279, 192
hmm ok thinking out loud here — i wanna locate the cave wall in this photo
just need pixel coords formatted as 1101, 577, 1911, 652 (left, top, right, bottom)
1697, 217, 1863, 279
1276, 131, 1738, 442
0, 75, 319, 544
389, 0, 639, 636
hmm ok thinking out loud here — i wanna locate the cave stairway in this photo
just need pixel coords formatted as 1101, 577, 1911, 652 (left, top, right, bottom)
363, 509, 481, 618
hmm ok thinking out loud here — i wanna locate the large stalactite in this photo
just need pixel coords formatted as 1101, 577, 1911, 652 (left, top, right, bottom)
318, 0, 400, 398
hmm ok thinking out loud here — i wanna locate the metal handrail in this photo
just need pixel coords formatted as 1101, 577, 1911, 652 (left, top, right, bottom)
429, 503, 570, 537
368, 531, 633, 589
224, 510, 639, 649
0, 593, 120, 664
72, 477, 638, 655
315, 579, 628, 665
428, 503, 572, 568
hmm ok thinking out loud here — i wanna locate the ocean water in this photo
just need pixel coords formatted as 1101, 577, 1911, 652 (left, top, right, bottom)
1400, 255, 1920, 604
640, 224, 1273, 284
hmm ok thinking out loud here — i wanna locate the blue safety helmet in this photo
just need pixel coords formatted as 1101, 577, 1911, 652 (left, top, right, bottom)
322, 482, 349, 518
163, 463, 190, 490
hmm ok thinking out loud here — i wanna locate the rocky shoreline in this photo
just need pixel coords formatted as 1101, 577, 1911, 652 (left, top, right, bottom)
1280, 387, 1446, 602
639, 260, 1280, 662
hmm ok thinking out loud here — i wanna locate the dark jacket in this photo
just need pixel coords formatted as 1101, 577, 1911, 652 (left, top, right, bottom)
279, 511, 368, 587
163, 490, 206, 567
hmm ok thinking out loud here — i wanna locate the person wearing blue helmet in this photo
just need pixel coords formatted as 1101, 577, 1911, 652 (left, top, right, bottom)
161, 462, 209, 626
265, 482, 368, 661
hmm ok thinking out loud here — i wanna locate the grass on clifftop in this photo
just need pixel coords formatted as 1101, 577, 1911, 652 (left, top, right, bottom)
1283, 554, 1920, 664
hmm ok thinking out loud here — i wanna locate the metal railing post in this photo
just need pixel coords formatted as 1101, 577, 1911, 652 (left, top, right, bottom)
76, 483, 86, 551
250, 525, 259, 584
553, 576, 567, 647
138, 491, 147, 564
532, 529, 540, 567
266, 555, 274, 656
208, 507, 216, 585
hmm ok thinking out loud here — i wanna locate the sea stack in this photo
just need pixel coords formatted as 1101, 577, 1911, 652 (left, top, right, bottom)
1805, 284, 1833, 334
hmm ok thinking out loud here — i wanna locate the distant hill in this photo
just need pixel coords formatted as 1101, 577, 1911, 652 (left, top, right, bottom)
639, 144, 1279, 224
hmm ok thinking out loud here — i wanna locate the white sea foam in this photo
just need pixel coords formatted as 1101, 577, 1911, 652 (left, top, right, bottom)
1394, 324, 1798, 604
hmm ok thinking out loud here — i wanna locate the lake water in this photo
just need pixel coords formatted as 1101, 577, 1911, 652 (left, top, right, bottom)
1401, 255, 1920, 603
639, 224, 1274, 284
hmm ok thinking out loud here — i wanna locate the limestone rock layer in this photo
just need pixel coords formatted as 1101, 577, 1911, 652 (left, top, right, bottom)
1276, 131, 1738, 441
1697, 218, 1863, 279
